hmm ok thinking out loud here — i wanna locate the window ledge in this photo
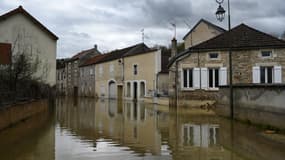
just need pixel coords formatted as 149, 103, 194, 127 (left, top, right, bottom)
181, 88, 196, 91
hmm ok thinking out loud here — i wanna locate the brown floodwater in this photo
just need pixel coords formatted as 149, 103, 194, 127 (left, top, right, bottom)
0, 98, 284, 160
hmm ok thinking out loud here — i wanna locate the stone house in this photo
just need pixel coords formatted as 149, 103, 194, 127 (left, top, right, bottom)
56, 58, 69, 96
0, 6, 58, 86
65, 45, 101, 96
169, 19, 225, 99
78, 54, 106, 97
169, 24, 285, 102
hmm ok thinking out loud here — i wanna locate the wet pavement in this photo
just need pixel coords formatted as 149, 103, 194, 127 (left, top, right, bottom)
0, 98, 284, 160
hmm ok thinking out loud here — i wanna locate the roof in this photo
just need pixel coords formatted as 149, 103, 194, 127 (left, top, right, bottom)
169, 23, 285, 67
79, 54, 107, 67
191, 23, 285, 51
0, 6, 58, 40
183, 19, 225, 40
0, 43, 11, 65
71, 47, 101, 60
95, 43, 152, 64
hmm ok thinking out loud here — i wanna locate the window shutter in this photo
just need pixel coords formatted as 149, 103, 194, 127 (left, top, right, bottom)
274, 66, 282, 83
201, 68, 208, 89
180, 69, 184, 89
219, 67, 227, 86
193, 68, 200, 89
252, 66, 260, 83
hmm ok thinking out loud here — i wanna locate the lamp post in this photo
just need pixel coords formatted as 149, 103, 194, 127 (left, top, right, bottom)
215, 0, 234, 119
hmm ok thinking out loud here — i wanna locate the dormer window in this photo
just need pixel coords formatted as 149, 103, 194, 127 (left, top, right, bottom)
261, 51, 272, 58
209, 53, 219, 59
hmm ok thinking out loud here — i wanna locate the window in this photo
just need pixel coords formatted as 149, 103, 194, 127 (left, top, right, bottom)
260, 66, 273, 84
133, 64, 138, 75
261, 51, 272, 58
90, 68, 93, 75
182, 68, 193, 88
99, 65, 103, 77
109, 64, 114, 73
208, 68, 219, 88
209, 53, 219, 59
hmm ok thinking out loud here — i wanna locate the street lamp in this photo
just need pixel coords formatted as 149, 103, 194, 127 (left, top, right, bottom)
215, 0, 226, 22
215, 0, 234, 119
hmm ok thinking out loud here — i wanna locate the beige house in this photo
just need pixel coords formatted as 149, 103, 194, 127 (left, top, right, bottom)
169, 24, 285, 102
91, 43, 165, 100
183, 19, 225, 49
0, 6, 58, 86
79, 43, 168, 100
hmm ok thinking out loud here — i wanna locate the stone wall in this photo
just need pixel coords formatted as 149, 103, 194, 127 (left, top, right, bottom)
0, 100, 49, 130
216, 85, 285, 129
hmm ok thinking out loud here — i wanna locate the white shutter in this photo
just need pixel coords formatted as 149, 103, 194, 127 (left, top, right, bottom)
201, 68, 208, 89
180, 69, 184, 89
274, 66, 282, 83
219, 67, 227, 86
193, 68, 200, 89
252, 66, 260, 83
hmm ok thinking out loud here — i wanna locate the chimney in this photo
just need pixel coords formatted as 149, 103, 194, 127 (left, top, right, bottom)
94, 44, 98, 50
171, 38, 177, 58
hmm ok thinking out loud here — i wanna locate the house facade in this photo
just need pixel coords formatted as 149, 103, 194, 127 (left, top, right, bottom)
77, 43, 166, 101
123, 49, 162, 100
169, 24, 285, 102
0, 6, 58, 86
78, 54, 106, 97
56, 59, 69, 96
169, 19, 225, 100
65, 45, 101, 96
94, 43, 158, 100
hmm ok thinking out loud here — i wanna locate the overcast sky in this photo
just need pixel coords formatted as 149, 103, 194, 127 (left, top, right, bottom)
1, 0, 285, 58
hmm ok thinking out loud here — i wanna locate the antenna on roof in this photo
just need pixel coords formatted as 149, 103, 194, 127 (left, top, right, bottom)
183, 20, 191, 28
170, 23, 176, 39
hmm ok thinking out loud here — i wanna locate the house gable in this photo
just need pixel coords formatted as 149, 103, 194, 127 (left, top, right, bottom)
183, 19, 225, 49
0, 6, 58, 40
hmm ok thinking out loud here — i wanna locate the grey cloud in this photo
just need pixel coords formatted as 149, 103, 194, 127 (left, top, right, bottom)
1, 0, 285, 58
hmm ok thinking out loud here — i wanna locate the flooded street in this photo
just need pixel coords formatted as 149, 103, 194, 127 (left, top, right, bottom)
0, 98, 284, 160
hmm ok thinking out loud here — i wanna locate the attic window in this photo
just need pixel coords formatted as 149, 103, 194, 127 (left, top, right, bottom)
209, 53, 219, 59
261, 51, 272, 58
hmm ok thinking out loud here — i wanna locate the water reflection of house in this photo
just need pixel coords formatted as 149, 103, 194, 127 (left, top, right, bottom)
181, 123, 219, 148
56, 99, 164, 156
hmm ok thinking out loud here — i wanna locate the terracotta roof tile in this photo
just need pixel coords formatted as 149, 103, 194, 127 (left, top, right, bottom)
0, 43, 11, 65
95, 43, 151, 64
80, 54, 107, 67
71, 47, 101, 60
